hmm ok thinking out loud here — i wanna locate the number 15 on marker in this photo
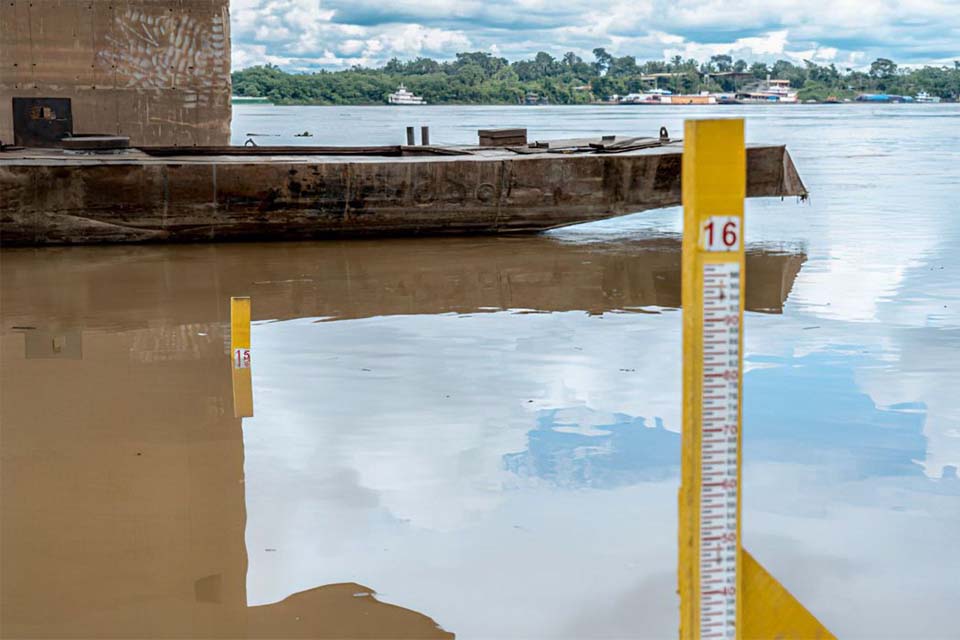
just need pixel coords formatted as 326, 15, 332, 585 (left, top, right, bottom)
700, 216, 741, 252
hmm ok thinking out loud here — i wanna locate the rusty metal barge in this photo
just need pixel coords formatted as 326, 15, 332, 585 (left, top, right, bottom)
0, 138, 806, 245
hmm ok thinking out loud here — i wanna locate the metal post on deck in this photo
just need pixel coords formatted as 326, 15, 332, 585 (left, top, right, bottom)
421, 126, 430, 146
406, 126, 415, 146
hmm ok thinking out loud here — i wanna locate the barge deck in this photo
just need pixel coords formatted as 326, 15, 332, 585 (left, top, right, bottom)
0, 139, 807, 245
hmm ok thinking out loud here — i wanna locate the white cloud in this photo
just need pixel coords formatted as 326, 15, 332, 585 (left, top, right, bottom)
232, 2, 472, 70
374, 24, 471, 58
230, 0, 960, 70
663, 30, 790, 62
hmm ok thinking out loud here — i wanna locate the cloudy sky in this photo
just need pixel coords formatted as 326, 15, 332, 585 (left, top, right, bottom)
230, 0, 960, 71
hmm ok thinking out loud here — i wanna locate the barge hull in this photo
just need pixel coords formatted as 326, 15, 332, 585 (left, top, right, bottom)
0, 144, 806, 245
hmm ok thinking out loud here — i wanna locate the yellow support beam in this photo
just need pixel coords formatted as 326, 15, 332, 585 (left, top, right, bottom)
680, 119, 746, 640
741, 549, 836, 639
230, 296, 253, 418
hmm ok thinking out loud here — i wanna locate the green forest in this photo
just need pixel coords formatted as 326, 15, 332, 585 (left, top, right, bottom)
232, 51, 960, 105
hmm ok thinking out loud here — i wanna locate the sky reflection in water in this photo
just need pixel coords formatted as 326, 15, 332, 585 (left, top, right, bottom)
236, 104, 960, 639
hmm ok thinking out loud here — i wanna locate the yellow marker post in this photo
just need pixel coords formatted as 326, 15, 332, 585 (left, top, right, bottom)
680, 119, 746, 640
231, 296, 253, 418
679, 120, 834, 639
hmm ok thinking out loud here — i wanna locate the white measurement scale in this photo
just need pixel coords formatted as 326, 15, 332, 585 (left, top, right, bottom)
699, 259, 740, 639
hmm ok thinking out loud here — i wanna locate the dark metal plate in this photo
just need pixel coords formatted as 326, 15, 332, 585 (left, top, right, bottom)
12, 97, 73, 148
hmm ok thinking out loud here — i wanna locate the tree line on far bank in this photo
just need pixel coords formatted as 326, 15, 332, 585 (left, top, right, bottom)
232, 50, 960, 105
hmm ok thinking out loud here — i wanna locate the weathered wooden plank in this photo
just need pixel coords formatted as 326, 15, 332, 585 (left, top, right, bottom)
142, 145, 408, 157
479, 128, 528, 147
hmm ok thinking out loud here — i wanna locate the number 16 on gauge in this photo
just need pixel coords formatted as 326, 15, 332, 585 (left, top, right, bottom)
700, 216, 740, 252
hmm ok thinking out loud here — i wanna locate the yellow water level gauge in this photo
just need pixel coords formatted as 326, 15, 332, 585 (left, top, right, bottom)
231, 296, 254, 418
679, 118, 746, 640
679, 119, 834, 640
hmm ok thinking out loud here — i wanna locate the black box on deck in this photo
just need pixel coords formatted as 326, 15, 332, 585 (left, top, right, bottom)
12, 97, 73, 147
478, 128, 528, 147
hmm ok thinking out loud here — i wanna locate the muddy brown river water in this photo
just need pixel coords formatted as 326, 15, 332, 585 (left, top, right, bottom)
2, 105, 959, 639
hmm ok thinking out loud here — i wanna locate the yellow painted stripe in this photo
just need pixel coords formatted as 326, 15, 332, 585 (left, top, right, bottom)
742, 549, 836, 639
230, 296, 251, 352
232, 367, 254, 418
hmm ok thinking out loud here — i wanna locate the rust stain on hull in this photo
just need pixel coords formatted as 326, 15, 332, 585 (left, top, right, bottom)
0, 143, 807, 246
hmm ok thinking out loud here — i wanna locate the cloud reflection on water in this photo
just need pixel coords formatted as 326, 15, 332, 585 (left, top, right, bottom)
243, 307, 957, 638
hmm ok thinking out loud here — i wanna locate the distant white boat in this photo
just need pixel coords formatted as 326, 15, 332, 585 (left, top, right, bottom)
388, 84, 427, 105
915, 91, 941, 103
232, 96, 273, 105
737, 78, 798, 104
